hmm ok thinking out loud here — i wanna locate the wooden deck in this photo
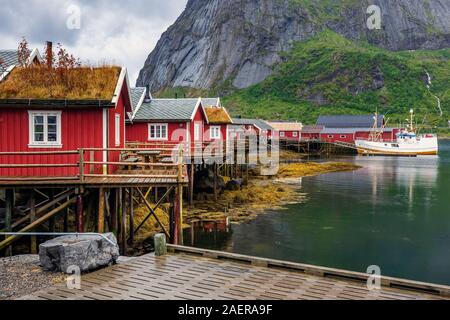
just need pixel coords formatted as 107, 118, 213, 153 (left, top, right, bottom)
0, 175, 189, 188
21, 246, 449, 300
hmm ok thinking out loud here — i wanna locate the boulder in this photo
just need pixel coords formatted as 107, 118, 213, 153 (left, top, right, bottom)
39, 233, 119, 273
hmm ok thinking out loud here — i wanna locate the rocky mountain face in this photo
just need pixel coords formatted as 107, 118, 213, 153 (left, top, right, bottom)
137, 0, 450, 92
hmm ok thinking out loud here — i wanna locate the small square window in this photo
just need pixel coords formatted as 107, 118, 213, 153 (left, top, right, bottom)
149, 124, 168, 140
28, 111, 62, 148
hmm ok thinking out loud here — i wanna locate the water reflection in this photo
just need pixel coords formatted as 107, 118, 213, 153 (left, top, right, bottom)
186, 141, 450, 285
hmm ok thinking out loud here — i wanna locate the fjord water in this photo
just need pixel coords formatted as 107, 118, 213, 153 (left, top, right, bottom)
185, 140, 450, 285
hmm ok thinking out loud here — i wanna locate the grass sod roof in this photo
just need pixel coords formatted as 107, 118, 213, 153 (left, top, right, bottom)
205, 106, 232, 124
0, 66, 122, 100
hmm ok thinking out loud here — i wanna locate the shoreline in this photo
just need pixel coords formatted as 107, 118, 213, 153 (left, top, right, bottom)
185, 161, 361, 225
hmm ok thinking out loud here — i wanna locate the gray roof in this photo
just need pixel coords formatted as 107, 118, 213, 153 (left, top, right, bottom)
232, 118, 273, 130
130, 87, 146, 113
321, 127, 394, 134
134, 98, 200, 122
0, 50, 19, 73
201, 98, 220, 107
317, 115, 384, 128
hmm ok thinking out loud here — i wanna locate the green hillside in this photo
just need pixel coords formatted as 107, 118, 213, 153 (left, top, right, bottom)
222, 31, 449, 127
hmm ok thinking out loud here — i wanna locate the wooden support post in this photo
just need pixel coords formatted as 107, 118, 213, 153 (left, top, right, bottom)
98, 187, 105, 233
4, 189, 14, 256
173, 185, 183, 245
110, 188, 118, 236
129, 188, 134, 245
121, 188, 127, 254
213, 163, 218, 201
189, 164, 194, 207
76, 193, 84, 233
30, 190, 37, 254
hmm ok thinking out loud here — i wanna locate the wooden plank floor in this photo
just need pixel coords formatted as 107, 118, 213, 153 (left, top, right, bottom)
21, 253, 447, 300
0, 176, 188, 188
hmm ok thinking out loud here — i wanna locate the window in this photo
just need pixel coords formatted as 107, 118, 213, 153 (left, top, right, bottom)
340, 135, 347, 139
149, 123, 168, 140
194, 123, 201, 141
28, 111, 61, 147
280, 131, 285, 138
292, 132, 298, 138
210, 126, 221, 139
327, 135, 333, 139
115, 114, 121, 146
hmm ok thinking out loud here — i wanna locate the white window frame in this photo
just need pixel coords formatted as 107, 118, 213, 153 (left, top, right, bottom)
115, 114, 121, 146
280, 131, 285, 138
210, 126, 221, 140
148, 123, 168, 141
340, 135, 347, 139
28, 111, 62, 148
194, 122, 201, 141
292, 131, 298, 138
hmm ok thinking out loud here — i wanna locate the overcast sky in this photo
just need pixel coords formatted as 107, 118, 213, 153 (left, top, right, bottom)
0, 0, 188, 84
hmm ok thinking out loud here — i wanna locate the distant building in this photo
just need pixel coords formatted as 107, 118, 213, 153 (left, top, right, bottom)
317, 115, 385, 128
230, 118, 274, 139
126, 87, 232, 147
268, 121, 303, 141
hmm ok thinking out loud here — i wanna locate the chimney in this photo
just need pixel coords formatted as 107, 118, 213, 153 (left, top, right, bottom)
45, 41, 53, 69
144, 84, 151, 102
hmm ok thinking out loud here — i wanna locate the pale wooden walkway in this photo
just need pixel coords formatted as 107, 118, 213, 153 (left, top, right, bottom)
22, 249, 449, 300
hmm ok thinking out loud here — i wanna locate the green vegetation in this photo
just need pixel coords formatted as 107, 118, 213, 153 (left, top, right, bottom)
222, 31, 450, 127
157, 31, 449, 129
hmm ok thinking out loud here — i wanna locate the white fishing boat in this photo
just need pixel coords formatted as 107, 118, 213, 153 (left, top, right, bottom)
355, 110, 438, 156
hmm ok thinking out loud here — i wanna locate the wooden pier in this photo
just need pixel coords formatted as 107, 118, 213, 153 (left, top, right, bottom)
20, 246, 450, 300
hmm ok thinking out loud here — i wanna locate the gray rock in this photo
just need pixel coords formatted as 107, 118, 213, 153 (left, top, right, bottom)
39, 233, 119, 273
137, 0, 450, 92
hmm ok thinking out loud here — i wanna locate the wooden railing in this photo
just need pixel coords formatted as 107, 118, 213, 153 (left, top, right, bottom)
0, 145, 187, 183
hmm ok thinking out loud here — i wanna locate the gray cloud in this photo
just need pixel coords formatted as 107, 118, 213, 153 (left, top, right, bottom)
0, 0, 188, 83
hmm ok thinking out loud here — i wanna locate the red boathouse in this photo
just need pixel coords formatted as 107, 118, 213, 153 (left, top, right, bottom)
0, 66, 133, 177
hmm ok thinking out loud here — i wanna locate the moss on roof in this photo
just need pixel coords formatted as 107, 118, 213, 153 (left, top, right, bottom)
205, 106, 232, 124
0, 66, 121, 100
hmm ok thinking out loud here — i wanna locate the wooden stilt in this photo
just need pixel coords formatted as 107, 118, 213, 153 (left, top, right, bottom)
121, 188, 127, 254
189, 164, 194, 207
30, 190, 37, 254
110, 188, 118, 236
213, 163, 218, 201
98, 187, 105, 233
4, 189, 14, 256
129, 187, 134, 245
75, 193, 84, 233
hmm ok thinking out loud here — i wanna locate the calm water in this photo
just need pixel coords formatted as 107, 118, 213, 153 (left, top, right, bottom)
185, 140, 450, 285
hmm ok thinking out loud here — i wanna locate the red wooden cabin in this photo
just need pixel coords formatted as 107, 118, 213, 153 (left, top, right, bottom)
230, 118, 274, 139
203, 105, 233, 143
126, 88, 210, 147
268, 122, 303, 141
300, 125, 324, 141
0, 66, 133, 178
320, 128, 397, 144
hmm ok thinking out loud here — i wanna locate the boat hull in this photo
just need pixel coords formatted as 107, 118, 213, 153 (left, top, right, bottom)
355, 137, 438, 156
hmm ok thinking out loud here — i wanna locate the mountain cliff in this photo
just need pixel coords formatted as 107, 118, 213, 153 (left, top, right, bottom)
137, 0, 450, 92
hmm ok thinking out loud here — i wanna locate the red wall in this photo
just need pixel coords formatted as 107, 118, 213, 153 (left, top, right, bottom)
275, 130, 300, 141
301, 133, 320, 140
0, 108, 104, 177
320, 133, 355, 143
126, 122, 188, 143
